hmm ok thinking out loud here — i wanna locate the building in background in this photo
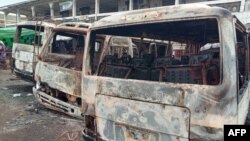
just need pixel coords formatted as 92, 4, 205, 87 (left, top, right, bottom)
0, 12, 26, 27
0, 0, 250, 29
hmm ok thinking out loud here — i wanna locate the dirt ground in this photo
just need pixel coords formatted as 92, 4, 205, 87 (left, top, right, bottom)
0, 69, 84, 141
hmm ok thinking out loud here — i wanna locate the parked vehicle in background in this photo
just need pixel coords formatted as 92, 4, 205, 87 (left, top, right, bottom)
81, 4, 250, 141
0, 27, 27, 49
0, 41, 7, 69
11, 21, 55, 81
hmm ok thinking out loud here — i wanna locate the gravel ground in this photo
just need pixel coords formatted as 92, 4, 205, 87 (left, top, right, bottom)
0, 69, 84, 141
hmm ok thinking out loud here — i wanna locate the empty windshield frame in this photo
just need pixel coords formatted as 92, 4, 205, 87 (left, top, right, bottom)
86, 17, 222, 86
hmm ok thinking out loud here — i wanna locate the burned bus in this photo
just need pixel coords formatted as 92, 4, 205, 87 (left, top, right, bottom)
81, 4, 250, 141
32, 22, 142, 118
33, 22, 91, 118
12, 21, 55, 81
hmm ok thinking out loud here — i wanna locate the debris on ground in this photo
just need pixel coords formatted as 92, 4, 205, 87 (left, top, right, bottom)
13, 93, 22, 98
27, 93, 33, 96
0, 69, 84, 141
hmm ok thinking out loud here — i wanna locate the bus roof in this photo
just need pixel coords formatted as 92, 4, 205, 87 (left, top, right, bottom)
91, 4, 235, 30
57, 22, 91, 28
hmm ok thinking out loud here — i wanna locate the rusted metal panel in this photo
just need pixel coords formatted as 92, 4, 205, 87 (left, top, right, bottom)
33, 23, 90, 118
35, 61, 81, 97
53, 27, 88, 33
83, 76, 238, 127
95, 94, 190, 141
82, 73, 233, 140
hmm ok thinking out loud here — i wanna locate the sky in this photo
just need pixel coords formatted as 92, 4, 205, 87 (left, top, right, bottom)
0, 0, 28, 7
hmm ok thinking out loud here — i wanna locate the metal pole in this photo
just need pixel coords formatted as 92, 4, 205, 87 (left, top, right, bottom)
3, 12, 8, 27
16, 9, 20, 24
129, 0, 133, 10
72, 0, 77, 18
31, 6, 36, 18
49, 2, 54, 19
95, 0, 100, 20
175, 0, 180, 5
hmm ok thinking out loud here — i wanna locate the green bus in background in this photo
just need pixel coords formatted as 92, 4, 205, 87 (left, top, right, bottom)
0, 27, 35, 49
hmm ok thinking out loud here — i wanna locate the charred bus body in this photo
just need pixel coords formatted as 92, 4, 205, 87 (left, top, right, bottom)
12, 21, 55, 81
32, 22, 143, 118
81, 4, 250, 141
33, 23, 91, 118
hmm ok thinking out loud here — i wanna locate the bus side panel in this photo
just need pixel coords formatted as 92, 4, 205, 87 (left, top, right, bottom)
95, 94, 190, 141
238, 82, 250, 124
13, 43, 37, 74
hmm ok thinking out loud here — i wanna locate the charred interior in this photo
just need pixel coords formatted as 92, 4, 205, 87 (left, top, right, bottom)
89, 18, 221, 85
43, 30, 86, 71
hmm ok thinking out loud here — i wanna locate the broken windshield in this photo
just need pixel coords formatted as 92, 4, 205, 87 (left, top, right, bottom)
88, 18, 221, 85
